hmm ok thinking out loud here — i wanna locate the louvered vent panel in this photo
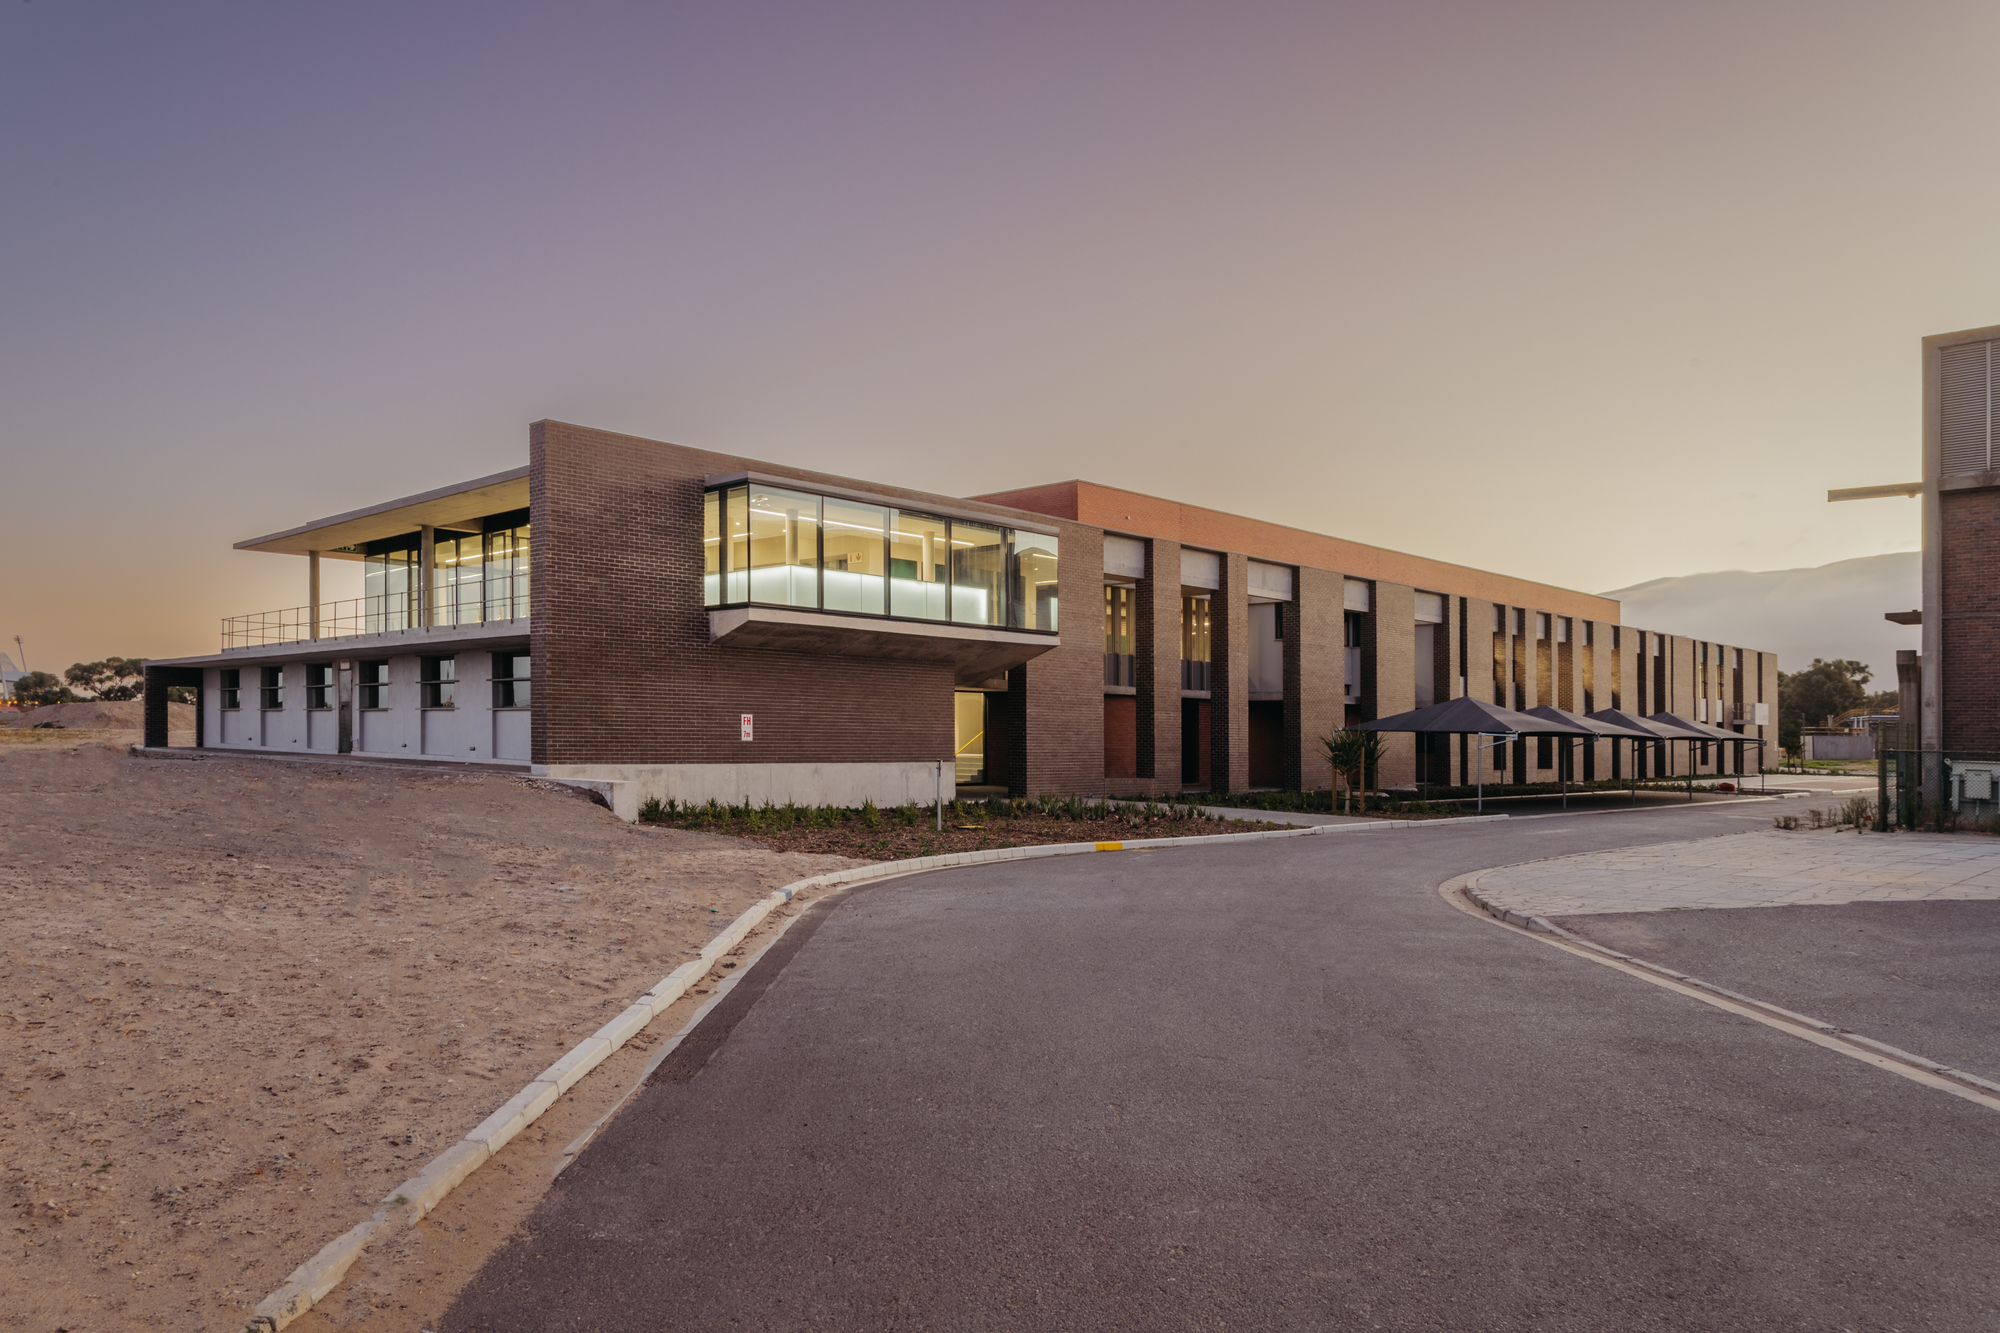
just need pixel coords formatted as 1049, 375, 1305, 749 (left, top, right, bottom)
1939, 341, 1991, 476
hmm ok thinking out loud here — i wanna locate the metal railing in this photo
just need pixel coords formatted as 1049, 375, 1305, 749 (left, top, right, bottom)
221, 593, 530, 650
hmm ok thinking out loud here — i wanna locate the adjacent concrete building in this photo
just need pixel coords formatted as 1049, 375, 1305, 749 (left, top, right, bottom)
146, 421, 1778, 816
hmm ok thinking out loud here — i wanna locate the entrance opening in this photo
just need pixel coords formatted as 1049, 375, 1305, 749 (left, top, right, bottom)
953, 691, 987, 785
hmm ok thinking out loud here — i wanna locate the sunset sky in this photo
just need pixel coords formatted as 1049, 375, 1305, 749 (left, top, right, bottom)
3, 1, 1989, 673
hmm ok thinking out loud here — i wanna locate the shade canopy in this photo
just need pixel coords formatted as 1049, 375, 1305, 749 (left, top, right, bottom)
1645, 711, 1725, 741
1584, 707, 1678, 739
1526, 705, 1658, 740
1358, 695, 1592, 737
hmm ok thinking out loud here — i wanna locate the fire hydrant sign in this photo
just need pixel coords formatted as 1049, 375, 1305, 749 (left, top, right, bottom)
740, 713, 754, 741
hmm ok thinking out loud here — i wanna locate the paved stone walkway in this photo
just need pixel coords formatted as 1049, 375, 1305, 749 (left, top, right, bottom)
1475, 829, 2000, 916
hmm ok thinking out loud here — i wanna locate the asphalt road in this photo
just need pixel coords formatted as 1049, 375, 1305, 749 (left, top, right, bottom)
1561, 899, 2000, 1084
444, 803, 2000, 1331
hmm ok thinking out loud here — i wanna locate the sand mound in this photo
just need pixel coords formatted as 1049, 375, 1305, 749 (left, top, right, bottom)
2, 699, 195, 729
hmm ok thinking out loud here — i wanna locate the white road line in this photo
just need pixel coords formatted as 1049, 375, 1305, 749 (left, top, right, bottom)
1438, 870, 2000, 1116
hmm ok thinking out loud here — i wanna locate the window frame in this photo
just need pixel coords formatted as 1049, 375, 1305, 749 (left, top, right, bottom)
491, 652, 531, 709
219, 668, 241, 712
259, 665, 285, 712
358, 659, 390, 711
420, 655, 457, 710
701, 480, 1059, 634
306, 662, 333, 711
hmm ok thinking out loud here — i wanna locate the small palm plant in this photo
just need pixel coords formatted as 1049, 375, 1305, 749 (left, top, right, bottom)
1322, 727, 1385, 814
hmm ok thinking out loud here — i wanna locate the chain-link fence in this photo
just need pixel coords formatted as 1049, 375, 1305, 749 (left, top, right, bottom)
1875, 723, 2000, 831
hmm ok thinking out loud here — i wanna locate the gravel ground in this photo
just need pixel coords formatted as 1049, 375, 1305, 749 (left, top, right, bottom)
0, 743, 861, 1332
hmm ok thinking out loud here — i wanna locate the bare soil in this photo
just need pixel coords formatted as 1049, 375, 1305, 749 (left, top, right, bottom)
1, 700, 194, 730
0, 745, 862, 1331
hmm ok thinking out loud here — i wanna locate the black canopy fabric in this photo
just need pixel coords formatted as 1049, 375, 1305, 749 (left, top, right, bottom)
1646, 711, 1723, 740
1584, 707, 1678, 739
1357, 695, 1592, 737
1526, 705, 1658, 740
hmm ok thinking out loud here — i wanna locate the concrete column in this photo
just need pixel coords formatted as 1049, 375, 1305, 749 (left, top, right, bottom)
419, 525, 436, 630
1284, 566, 1342, 791
1209, 552, 1250, 793
1372, 582, 1417, 789
308, 551, 321, 640
1135, 537, 1182, 790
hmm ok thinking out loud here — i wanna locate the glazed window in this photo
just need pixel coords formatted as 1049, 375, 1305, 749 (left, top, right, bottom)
358, 660, 389, 710
260, 665, 284, 711
492, 653, 530, 709
703, 482, 1057, 631
220, 669, 241, 711
306, 663, 333, 711
420, 656, 456, 709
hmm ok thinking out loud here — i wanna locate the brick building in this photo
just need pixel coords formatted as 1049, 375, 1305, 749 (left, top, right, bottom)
145, 421, 1777, 816
1834, 322, 2000, 755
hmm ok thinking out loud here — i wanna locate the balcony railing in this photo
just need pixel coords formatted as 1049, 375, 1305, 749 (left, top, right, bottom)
221, 593, 530, 650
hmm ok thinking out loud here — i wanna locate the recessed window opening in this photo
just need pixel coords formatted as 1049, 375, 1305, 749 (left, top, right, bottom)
259, 665, 284, 711
492, 653, 530, 709
420, 656, 455, 710
306, 663, 333, 711
219, 669, 241, 711
358, 660, 389, 710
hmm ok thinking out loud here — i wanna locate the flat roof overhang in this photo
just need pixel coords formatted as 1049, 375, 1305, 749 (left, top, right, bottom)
148, 620, 531, 669
234, 466, 530, 560
708, 607, 1058, 684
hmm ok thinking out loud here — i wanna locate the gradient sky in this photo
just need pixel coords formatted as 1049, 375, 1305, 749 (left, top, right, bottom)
3, 1, 1988, 673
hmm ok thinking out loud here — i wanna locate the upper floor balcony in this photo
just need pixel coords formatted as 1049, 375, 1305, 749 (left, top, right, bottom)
221, 589, 530, 653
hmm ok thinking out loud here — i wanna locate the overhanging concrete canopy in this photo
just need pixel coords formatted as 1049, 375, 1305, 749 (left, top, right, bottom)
709, 607, 1058, 684
234, 467, 530, 559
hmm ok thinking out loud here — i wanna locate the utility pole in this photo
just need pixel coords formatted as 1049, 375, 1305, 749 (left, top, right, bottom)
12, 635, 23, 671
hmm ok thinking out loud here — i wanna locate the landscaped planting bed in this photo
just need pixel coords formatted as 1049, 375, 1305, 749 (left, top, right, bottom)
637, 794, 1287, 858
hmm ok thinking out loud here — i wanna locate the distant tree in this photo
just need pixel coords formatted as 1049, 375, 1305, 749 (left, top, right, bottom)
166, 685, 197, 705
13, 671, 71, 707
63, 657, 145, 702
1777, 658, 1872, 750
1861, 689, 1900, 715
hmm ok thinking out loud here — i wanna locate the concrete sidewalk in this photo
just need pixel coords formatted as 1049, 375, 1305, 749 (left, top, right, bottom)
1476, 828, 2000, 917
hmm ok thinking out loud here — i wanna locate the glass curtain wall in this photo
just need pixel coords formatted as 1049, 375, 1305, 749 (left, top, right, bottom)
745, 486, 821, 607
891, 511, 951, 620
1011, 532, 1060, 630
702, 483, 1058, 632
364, 543, 418, 633
483, 525, 530, 622
366, 521, 529, 633
433, 533, 482, 627
951, 521, 1006, 626
822, 498, 887, 614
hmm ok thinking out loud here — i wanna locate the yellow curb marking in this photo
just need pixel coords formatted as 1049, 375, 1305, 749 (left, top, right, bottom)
1095, 841, 1124, 852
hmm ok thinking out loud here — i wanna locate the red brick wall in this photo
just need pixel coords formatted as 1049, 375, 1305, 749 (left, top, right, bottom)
1007, 521, 1105, 794
1942, 488, 2000, 750
532, 421, 1046, 770
1103, 695, 1137, 780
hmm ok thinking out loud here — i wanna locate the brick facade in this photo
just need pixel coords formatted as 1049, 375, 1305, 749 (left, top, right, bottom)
1941, 488, 2000, 750
146, 420, 1780, 802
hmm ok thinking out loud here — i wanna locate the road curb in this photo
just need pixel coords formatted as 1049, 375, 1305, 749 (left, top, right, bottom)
238, 808, 1500, 1328
1450, 867, 2000, 1107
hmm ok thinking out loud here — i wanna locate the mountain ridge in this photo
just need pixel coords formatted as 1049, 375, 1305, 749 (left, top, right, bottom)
1601, 552, 1918, 682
